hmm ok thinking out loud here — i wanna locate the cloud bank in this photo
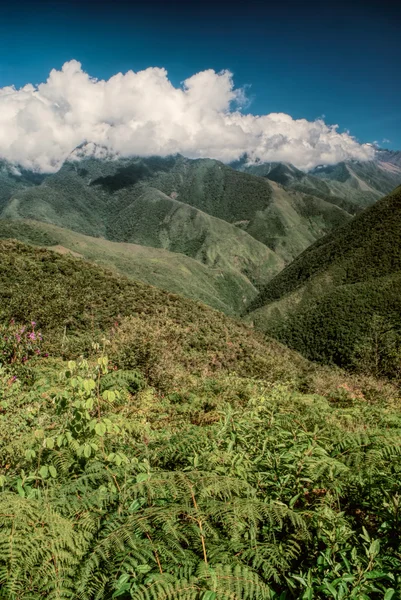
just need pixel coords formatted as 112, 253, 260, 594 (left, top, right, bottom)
0, 60, 374, 172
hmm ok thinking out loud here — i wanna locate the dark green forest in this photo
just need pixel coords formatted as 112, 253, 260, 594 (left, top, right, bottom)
248, 186, 401, 377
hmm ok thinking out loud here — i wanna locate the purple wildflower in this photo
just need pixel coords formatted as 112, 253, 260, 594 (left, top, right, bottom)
28, 332, 36, 341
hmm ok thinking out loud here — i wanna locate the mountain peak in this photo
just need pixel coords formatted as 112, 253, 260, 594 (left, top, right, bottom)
67, 142, 119, 162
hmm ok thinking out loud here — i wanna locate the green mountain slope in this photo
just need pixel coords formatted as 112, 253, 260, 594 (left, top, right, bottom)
3, 149, 400, 320
2, 151, 353, 271
0, 160, 46, 211
235, 156, 401, 213
0, 219, 275, 314
247, 185, 401, 372
0, 237, 309, 382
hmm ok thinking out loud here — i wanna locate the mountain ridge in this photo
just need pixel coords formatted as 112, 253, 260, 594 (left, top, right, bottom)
1, 146, 401, 317
246, 184, 401, 373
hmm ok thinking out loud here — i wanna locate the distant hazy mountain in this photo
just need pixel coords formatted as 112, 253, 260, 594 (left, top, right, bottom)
246, 184, 401, 371
2, 145, 401, 315
376, 148, 401, 167
233, 151, 401, 213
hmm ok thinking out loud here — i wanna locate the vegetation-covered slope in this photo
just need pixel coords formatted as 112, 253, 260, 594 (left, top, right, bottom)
0, 219, 278, 314
0, 160, 46, 211
2, 151, 354, 268
1, 239, 400, 599
0, 239, 301, 378
235, 156, 401, 212
247, 185, 401, 374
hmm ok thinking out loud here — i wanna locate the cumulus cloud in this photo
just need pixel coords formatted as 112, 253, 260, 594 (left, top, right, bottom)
0, 60, 374, 172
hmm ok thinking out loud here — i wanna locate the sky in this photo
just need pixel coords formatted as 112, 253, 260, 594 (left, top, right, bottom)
0, 0, 400, 171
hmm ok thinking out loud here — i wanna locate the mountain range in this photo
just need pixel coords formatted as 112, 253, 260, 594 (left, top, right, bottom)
1, 145, 400, 316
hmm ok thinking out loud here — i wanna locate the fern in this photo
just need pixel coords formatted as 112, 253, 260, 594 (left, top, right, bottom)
100, 369, 144, 394
0, 493, 90, 599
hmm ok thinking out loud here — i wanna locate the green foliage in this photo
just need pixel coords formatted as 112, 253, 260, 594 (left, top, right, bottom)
1, 331, 401, 599
249, 186, 401, 376
351, 315, 401, 378
0, 320, 44, 384
1, 240, 401, 598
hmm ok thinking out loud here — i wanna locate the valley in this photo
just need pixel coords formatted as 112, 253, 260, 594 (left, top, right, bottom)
1, 148, 401, 599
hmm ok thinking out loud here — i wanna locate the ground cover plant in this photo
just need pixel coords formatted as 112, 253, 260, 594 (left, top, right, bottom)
1, 240, 401, 599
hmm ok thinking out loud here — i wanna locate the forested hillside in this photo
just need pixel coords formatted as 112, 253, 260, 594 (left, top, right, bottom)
1, 151, 355, 268
247, 185, 401, 375
0, 218, 283, 315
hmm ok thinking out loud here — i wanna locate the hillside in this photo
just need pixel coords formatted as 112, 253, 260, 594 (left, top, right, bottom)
247, 185, 401, 374
235, 155, 401, 212
2, 149, 401, 321
0, 160, 46, 211
0, 219, 278, 314
2, 151, 354, 268
1, 238, 401, 599
0, 237, 313, 382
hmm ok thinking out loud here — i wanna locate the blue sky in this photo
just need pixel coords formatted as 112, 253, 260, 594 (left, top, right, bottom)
0, 0, 400, 156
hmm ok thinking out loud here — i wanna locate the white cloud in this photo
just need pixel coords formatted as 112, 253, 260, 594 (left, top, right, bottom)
0, 60, 375, 172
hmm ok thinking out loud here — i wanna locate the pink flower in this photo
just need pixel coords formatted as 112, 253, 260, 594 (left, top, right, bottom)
31, 321, 36, 328
28, 332, 36, 341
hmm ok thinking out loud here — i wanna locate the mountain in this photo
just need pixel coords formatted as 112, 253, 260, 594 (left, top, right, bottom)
2, 146, 401, 318
0, 218, 277, 314
246, 184, 401, 375
234, 152, 401, 213
0, 159, 46, 211
376, 148, 401, 168
1, 151, 353, 275
311, 159, 401, 201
